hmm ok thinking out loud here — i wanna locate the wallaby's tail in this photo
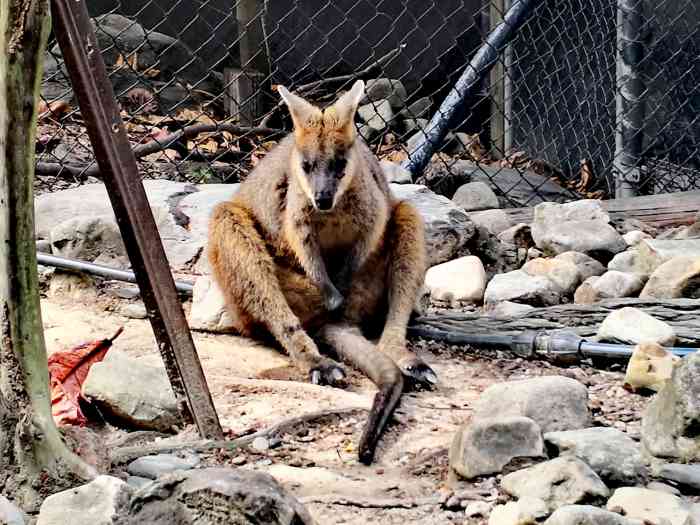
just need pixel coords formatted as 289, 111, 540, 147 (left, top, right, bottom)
320, 324, 404, 465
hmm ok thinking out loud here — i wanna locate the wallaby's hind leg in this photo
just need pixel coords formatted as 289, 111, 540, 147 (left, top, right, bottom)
319, 324, 403, 465
209, 201, 344, 385
345, 201, 437, 387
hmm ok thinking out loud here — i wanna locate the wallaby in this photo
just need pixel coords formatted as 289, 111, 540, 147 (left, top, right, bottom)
208, 80, 437, 464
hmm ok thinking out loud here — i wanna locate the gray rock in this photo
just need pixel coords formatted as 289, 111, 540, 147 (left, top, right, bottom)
484, 269, 562, 307
449, 416, 545, 479
544, 505, 640, 525
640, 256, 700, 299
464, 500, 493, 518
188, 275, 237, 333
501, 457, 610, 512
596, 307, 676, 346
642, 352, 700, 460
380, 160, 412, 184
50, 215, 127, 266
606, 487, 693, 525
635, 239, 700, 275
531, 200, 626, 257
400, 117, 428, 136
544, 427, 646, 485
657, 463, 700, 492
623, 230, 652, 247
36, 239, 52, 254
522, 257, 582, 294
35, 181, 200, 270
555, 251, 607, 281
119, 467, 314, 524
473, 376, 590, 433
128, 454, 200, 480
469, 209, 512, 236
591, 271, 645, 299
391, 184, 475, 265
82, 351, 180, 432
574, 276, 601, 304
498, 223, 534, 248
490, 300, 535, 318
452, 181, 500, 211
647, 481, 681, 497
362, 78, 407, 108
127, 476, 153, 490
0, 496, 25, 525
424, 256, 486, 304
488, 498, 549, 525
358, 99, 393, 131
120, 303, 148, 320
37, 475, 132, 525
398, 96, 432, 119
608, 250, 643, 275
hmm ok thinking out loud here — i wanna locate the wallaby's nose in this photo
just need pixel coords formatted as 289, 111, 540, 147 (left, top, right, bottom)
315, 194, 334, 211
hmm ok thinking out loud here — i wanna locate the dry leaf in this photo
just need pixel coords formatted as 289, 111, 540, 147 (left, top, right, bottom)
38, 100, 70, 122
48, 327, 124, 426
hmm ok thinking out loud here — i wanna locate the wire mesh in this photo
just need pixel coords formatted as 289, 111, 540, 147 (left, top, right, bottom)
37, 0, 699, 205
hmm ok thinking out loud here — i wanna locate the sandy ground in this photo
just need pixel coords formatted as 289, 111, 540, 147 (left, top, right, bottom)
41, 290, 648, 524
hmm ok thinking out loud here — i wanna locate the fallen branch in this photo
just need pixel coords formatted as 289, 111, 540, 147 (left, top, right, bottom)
36, 122, 285, 179
259, 45, 406, 127
300, 495, 443, 509
111, 407, 367, 464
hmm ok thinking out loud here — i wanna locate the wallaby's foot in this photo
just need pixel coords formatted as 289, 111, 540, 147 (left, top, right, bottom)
398, 357, 438, 389
322, 283, 344, 312
309, 358, 346, 386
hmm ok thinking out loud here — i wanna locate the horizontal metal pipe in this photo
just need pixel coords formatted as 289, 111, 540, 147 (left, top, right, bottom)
37, 252, 194, 295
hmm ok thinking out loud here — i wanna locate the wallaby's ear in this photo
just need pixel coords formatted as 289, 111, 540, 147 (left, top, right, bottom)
278, 86, 320, 130
331, 80, 365, 124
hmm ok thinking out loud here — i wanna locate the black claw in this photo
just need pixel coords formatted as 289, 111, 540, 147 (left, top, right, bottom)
309, 361, 346, 387
402, 360, 438, 389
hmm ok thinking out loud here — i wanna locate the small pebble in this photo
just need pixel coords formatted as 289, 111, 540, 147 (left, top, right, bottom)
464, 500, 493, 517
230, 455, 247, 465
251, 436, 270, 451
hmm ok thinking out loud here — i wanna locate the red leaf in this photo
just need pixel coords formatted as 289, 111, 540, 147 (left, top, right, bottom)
48, 327, 124, 427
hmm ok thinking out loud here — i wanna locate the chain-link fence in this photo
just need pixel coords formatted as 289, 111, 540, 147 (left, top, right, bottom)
36, 0, 699, 207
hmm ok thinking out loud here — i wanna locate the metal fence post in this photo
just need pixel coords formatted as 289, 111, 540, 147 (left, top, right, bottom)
402, 0, 541, 178
50, 0, 224, 440
614, 0, 645, 198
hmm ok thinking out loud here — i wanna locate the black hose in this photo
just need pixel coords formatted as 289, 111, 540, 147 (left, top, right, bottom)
37, 252, 194, 296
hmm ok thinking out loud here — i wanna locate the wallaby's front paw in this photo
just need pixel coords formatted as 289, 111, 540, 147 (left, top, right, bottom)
323, 284, 344, 312
309, 359, 346, 386
398, 357, 438, 389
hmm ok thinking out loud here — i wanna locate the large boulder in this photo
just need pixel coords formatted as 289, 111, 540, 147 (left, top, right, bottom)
544, 427, 646, 485
488, 498, 549, 525
606, 487, 694, 525
473, 376, 590, 433
641, 352, 700, 460
501, 457, 610, 512
483, 269, 562, 307
544, 505, 643, 525
391, 184, 475, 265
37, 476, 132, 525
424, 256, 486, 304
640, 256, 700, 299
596, 307, 676, 346
188, 275, 237, 333
358, 99, 394, 131
119, 468, 314, 524
531, 200, 626, 258
82, 351, 180, 432
522, 257, 581, 294
50, 215, 127, 267
449, 416, 545, 479
555, 251, 606, 281
635, 239, 700, 275
452, 181, 500, 211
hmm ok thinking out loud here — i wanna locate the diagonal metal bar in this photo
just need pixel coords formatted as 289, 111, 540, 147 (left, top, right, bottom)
50, 0, 223, 439
402, 0, 542, 178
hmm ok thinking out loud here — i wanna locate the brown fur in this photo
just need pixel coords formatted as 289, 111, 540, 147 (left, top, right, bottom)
208, 80, 428, 463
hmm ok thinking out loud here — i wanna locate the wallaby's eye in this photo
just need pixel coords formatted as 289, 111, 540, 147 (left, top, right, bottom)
301, 160, 313, 173
330, 157, 347, 178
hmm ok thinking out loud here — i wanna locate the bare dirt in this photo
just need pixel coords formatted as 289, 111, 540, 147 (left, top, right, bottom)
41, 292, 649, 525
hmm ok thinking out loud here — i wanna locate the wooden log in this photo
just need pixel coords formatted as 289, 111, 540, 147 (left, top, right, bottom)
410, 298, 700, 346
504, 190, 700, 227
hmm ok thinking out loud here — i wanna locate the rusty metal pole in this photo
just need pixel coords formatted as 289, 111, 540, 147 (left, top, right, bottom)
50, 0, 223, 439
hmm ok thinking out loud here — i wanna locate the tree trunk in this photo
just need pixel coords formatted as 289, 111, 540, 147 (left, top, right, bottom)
0, 0, 96, 511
